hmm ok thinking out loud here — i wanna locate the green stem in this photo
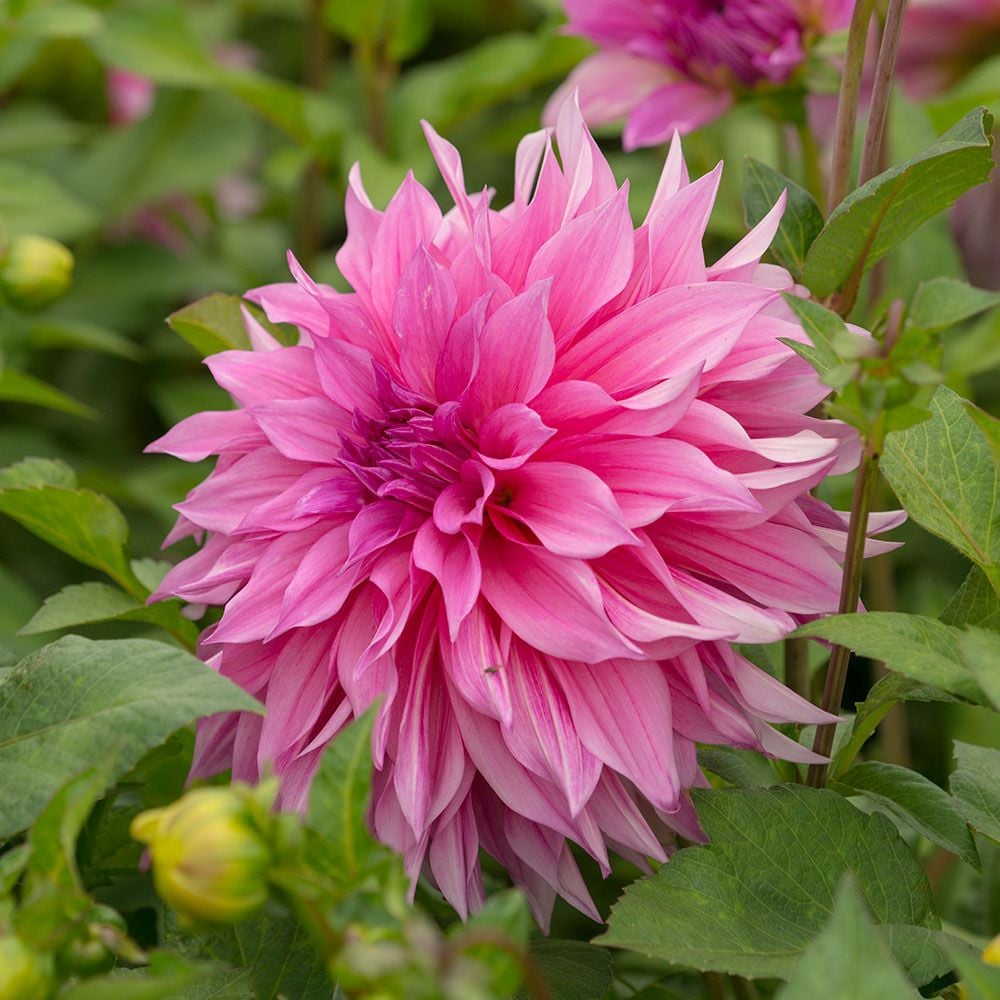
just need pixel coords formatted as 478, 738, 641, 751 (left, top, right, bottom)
825, 0, 876, 214
806, 423, 885, 787
784, 637, 811, 700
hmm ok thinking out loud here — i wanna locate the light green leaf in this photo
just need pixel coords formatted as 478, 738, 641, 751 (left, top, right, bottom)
834, 762, 979, 868
947, 944, 1000, 1000
957, 627, 1000, 709
516, 940, 614, 1000
793, 612, 985, 703
167, 293, 252, 357
0, 477, 141, 594
17, 581, 198, 647
597, 785, 935, 980
0, 367, 95, 418
777, 879, 917, 999
940, 566, 1000, 630
803, 108, 995, 297
0, 160, 97, 240
878, 924, 977, 992
60, 958, 222, 1000
0, 637, 260, 838
305, 708, 385, 886
27, 316, 141, 360
951, 742, 1000, 846
0, 456, 76, 489
780, 294, 848, 378
743, 159, 823, 279
907, 277, 1000, 334
881, 386, 998, 575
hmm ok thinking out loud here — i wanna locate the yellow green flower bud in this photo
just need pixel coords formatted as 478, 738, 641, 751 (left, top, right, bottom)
0, 235, 74, 310
131, 787, 271, 925
984, 933, 1000, 966
0, 934, 54, 1000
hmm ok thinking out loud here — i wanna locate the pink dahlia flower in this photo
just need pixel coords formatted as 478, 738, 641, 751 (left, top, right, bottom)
545, 0, 854, 148
149, 100, 898, 927
898, 0, 1000, 99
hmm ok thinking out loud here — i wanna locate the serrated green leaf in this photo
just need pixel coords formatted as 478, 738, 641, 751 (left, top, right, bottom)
597, 785, 935, 980
794, 612, 985, 702
167, 293, 251, 357
0, 637, 260, 838
743, 159, 823, 278
882, 386, 998, 576
0, 479, 141, 594
305, 708, 385, 886
17, 581, 198, 647
834, 762, 979, 868
516, 940, 614, 1000
776, 879, 916, 999
951, 742, 1000, 846
0, 368, 95, 418
908, 277, 1000, 334
803, 108, 995, 297
940, 566, 1000, 630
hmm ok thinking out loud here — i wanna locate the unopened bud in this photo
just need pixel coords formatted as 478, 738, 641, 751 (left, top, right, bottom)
982, 933, 1000, 966
0, 235, 74, 310
0, 934, 54, 1000
131, 787, 271, 925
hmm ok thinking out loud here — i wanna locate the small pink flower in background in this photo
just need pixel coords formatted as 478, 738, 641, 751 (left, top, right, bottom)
897, 0, 1000, 99
545, 1, 854, 148
106, 69, 156, 126
148, 99, 899, 927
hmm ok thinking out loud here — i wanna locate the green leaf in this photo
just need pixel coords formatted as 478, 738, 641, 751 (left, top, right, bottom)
326, 0, 432, 62
305, 708, 385, 886
878, 924, 976, 992
597, 785, 935, 980
516, 940, 614, 1000
780, 294, 845, 378
957, 627, 1000, 709
881, 386, 998, 575
0, 368, 95, 418
0, 159, 97, 240
947, 944, 1000, 1000
743, 159, 823, 279
803, 108, 995, 297
697, 746, 780, 788
793, 612, 985, 702
834, 762, 979, 868
170, 912, 331, 1000
832, 672, 956, 779
166, 293, 252, 357
950, 742, 1000, 846
907, 277, 1000, 334
0, 636, 260, 838
0, 477, 142, 594
26, 316, 141, 360
776, 879, 917, 999
0, 456, 76, 489
0, 843, 30, 893
60, 956, 222, 1000
940, 566, 1000, 630
18, 581, 199, 647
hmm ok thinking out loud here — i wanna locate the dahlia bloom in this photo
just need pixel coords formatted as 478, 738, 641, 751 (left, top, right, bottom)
545, 0, 854, 148
898, 0, 1000, 99
149, 100, 897, 927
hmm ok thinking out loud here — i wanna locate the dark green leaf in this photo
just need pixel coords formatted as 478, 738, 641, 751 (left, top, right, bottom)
794, 612, 985, 702
0, 637, 260, 838
803, 108, 995, 297
776, 879, 916, 999
743, 158, 823, 278
697, 746, 780, 788
516, 940, 614, 1000
0, 368, 95, 418
834, 762, 979, 868
60, 956, 222, 1000
950, 742, 1000, 845
881, 386, 998, 579
597, 785, 935, 979
940, 566, 1000, 630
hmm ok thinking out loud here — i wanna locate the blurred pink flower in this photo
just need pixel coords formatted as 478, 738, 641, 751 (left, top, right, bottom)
106, 69, 156, 126
898, 0, 1000, 99
148, 101, 898, 927
546, 0, 854, 148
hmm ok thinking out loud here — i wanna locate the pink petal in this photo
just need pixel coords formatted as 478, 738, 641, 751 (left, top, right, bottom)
624, 82, 731, 150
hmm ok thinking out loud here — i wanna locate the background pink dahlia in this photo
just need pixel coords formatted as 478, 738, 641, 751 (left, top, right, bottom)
545, 0, 854, 147
149, 99, 896, 927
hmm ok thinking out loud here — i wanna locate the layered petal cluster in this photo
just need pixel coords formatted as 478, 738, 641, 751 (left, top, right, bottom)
898, 0, 1000, 99
546, 0, 854, 147
150, 102, 896, 927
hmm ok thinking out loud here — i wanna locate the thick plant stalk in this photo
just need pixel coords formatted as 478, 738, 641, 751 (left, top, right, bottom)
826, 0, 877, 214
